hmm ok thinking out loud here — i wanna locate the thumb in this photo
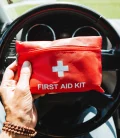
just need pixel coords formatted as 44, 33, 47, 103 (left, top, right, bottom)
17, 61, 32, 88
0, 86, 2, 97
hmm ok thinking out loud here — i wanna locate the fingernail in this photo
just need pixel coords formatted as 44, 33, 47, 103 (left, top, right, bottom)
22, 61, 31, 67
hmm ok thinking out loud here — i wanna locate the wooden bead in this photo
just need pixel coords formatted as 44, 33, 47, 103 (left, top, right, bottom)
2, 121, 37, 137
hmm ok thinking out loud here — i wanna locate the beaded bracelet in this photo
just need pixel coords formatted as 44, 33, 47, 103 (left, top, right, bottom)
2, 121, 37, 137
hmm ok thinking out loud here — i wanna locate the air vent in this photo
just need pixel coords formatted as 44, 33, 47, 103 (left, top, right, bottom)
9, 37, 16, 48
5, 37, 16, 66
8, 37, 16, 55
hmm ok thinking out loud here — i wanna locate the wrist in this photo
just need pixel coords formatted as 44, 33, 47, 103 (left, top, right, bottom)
6, 113, 32, 127
5, 106, 33, 127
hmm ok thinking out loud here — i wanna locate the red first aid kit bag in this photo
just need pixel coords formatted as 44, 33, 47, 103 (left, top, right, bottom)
16, 36, 104, 94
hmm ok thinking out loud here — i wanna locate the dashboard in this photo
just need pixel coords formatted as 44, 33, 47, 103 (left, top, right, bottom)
3, 12, 108, 70
21, 13, 104, 41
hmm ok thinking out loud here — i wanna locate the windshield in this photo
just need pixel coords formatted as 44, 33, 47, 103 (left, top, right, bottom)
1, 0, 120, 20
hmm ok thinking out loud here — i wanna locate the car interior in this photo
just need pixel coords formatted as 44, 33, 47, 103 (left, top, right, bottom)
0, 1, 120, 138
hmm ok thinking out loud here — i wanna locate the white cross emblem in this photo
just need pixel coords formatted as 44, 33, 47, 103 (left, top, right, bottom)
52, 60, 69, 77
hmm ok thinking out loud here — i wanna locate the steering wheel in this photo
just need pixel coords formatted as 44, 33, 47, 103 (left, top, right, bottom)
0, 3, 120, 138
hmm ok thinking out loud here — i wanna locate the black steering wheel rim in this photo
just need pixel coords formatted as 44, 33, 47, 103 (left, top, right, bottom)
0, 2, 120, 137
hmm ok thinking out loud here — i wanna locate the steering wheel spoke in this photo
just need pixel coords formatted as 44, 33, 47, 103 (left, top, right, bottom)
102, 49, 120, 70
85, 91, 114, 109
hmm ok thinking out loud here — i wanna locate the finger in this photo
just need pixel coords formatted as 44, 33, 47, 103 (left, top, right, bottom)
0, 86, 2, 96
2, 80, 17, 87
33, 94, 45, 100
2, 60, 17, 82
17, 61, 32, 88
14, 71, 19, 82
32, 104, 38, 128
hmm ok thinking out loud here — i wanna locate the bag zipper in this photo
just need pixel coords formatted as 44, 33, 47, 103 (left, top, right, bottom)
17, 45, 101, 56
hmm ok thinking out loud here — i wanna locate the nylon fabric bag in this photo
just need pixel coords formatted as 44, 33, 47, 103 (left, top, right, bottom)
16, 36, 104, 94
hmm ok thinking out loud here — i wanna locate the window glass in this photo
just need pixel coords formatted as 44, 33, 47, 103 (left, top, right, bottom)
4, 0, 120, 19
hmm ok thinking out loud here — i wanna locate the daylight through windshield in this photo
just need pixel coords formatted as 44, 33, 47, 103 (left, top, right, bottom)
3, 0, 120, 20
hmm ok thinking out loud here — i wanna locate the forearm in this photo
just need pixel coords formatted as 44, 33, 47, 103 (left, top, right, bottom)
0, 131, 30, 138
